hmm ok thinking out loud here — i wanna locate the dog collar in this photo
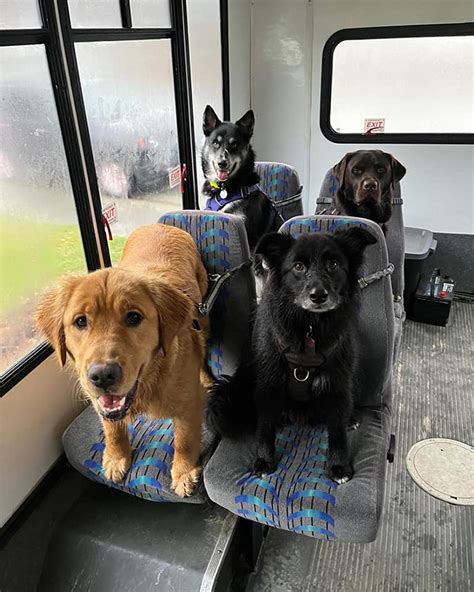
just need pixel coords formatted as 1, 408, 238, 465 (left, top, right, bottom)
205, 182, 261, 211
277, 327, 340, 402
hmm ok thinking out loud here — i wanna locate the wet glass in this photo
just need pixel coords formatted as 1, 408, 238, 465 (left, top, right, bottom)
74, 39, 182, 261
130, 0, 171, 28
68, 0, 122, 29
187, 0, 223, 206
0, 45, 86, 373
0, 0, 42, 29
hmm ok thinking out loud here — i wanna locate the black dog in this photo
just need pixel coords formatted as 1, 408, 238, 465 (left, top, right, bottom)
333, 150, 406, 233
201, 105, 281, 251
207, 227, 376, 484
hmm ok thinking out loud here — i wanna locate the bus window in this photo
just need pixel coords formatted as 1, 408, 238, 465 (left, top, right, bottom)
74, 40, 182, 262
0, 45, 86, 374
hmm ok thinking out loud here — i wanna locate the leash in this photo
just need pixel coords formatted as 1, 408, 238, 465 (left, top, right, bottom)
198, 257, 254, 316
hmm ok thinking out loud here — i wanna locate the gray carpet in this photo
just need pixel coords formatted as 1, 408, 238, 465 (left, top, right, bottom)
248, 302, 473, 592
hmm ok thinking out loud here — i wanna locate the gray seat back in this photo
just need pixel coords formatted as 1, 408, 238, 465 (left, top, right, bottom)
159, 211, 256, 380
255, 161, 304, 221
316, 168, 405, 299
280, 215, 395, 409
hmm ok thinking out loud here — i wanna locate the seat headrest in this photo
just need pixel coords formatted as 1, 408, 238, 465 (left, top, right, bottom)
255, 161, 302, 203
159, 211, 256, 381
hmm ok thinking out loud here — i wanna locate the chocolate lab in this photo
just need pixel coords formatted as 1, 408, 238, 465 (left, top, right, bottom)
333, 150, 406, 233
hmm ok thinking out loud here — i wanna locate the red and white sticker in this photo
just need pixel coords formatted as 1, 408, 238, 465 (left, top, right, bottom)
168, 165, 181, 189
364, 118, 385, 135
102, 202, 118, 225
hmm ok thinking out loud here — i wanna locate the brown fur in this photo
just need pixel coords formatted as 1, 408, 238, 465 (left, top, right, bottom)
36, 224, 210, 496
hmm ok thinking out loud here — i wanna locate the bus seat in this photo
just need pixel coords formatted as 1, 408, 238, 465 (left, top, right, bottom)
204, 216, 395, 543
316, 168, 405, 360
62, 211, 255, 503
255, 161, 304, 221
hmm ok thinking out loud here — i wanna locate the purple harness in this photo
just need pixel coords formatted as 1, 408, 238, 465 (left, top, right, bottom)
205, 183, 261, 211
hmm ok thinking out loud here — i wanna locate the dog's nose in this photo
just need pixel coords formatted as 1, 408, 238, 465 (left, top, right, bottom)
362, 178, 378, 191
309, 288, 329, 304
218, 159, 228, 169
87, 363, 122, 390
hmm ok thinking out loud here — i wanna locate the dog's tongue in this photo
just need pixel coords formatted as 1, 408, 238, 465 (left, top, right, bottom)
217, 170, 229, 182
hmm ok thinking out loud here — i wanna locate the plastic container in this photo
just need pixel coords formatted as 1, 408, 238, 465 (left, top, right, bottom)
404, 227, 437, 317
412, 268, 454, 326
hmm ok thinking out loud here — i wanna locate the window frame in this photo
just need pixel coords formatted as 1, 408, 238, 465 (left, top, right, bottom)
320, 22, 474, 145
0, 0, 209, 396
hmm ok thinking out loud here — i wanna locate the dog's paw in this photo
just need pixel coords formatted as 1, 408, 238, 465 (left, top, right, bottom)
329, 463, 353, 485
172, 466, 202, 497
252, 457, 277, 477
102, 451, 131, 483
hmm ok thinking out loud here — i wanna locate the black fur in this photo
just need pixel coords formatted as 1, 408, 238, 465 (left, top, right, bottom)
201, 105, 280, 251
207, 227, 376, 484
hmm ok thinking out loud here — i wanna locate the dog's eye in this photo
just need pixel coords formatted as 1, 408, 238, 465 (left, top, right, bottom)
293, 262, 306, 273
212, 140, 220, 149
352, 168, 362, 175
74, 315, 87, 329
377, 167, 386, 174
125, 311, 143, 327
327, 260, 339, 272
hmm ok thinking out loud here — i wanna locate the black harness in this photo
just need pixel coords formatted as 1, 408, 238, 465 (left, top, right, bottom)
205, 181, 284, 229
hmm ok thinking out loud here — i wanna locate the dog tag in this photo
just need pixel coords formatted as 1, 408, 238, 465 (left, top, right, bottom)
220, 189, 228, 199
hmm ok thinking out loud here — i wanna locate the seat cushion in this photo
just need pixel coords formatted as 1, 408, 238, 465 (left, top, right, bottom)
63, 406, 215, 503
204, 408, 390, 542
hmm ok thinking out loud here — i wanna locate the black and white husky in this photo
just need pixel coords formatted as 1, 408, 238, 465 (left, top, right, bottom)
201, 105, 281, 252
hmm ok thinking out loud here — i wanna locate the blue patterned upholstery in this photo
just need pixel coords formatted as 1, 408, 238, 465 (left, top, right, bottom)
63, 211, 255, 502
255, 161, 304, 220
160, 211, 255, 380
204, 216, 395, 541
235, 426, 336, 539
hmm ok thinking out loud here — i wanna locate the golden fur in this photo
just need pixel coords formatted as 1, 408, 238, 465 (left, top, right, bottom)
36, 224, 209, 496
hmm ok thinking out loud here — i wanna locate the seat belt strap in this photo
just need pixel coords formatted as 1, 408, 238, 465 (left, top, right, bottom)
198, 258, 254, 315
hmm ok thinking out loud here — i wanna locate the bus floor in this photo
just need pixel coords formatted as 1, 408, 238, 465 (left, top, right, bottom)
0, 302, 471, 592
248, 302, 472, 592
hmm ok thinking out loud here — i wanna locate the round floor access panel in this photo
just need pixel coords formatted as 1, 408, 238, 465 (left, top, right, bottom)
406, 438, 474, 506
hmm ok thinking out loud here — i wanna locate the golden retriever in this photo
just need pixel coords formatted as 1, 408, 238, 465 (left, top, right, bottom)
36, 224, 209, 497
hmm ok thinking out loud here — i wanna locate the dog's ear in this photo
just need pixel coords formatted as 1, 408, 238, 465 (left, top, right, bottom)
255, 232, 295, 269
333, 152, 355, 191
333, 227, 377, 271
203, 105, 222, 136
35, 276, 80, 367
147, 280, 193, 357
235, 110, 255, 138
384, 152, 406, 188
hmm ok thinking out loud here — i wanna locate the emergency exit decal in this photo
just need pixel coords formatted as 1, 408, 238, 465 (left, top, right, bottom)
102, 202, 118, 225
364, 118, 385, 134
168, 165, 181, 189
